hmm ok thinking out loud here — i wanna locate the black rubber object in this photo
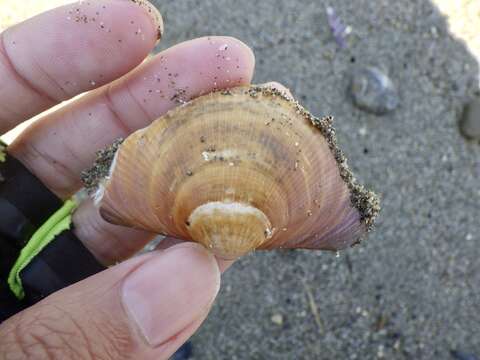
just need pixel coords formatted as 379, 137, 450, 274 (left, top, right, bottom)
21, 228, 106, 305
0, 153, 105, 322
0, 198, 36, 249
0, 240, 29, 321
0, 155, 63, 236
0, 154, 64, 322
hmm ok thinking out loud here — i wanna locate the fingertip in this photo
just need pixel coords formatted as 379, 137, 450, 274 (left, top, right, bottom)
215, 36, 256, 81
156, 238, 235, 274
201, 35, 256, 84
165, 36, 255, 90
165, 242, 221, 289
217, 258, 235, 273
2, 0, 161, 100
127, 0, 164, 40
108, 35, 256, 119
121, 242, 221, 347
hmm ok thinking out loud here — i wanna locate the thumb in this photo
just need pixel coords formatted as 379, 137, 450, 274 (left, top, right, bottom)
0, 243, 220, 360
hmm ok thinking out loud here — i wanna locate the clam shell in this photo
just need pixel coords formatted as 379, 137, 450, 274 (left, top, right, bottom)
97, 85, 379, 259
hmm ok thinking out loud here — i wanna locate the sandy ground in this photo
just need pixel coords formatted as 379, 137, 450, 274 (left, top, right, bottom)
434, 0, 480, 64
1, 1, 479, 359
152, 1, 480, 359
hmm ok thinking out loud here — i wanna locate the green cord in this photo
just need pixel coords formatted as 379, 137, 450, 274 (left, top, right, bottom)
8, 199, 78, 299
0, 139, 7, 163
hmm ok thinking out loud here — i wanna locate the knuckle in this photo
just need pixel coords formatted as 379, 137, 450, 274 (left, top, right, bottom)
92, 314, 134, 359
0, 303, 133, 360
9, 139, 77, 198
0, 308, 60, 360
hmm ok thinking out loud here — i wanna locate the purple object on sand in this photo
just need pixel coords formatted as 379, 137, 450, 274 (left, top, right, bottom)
326, 6, 352, 48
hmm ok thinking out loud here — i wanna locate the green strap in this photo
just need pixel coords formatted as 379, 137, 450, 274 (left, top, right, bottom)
0, 139, 7, 163
8, 199, 78, 299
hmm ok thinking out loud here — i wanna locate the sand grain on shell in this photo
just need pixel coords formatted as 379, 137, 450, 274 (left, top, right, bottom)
242, 86, 381, 233
81, 138, 124, 193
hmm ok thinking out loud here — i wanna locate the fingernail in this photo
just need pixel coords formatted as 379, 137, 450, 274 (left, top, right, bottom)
122, 243, 220, 347
127, 0, 164, 39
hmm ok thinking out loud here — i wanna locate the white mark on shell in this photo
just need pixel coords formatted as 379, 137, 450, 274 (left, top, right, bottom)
217, 149, 239, 158
264, 227, 275, 239
189, 201, 268, 221
202, 149, 239, 162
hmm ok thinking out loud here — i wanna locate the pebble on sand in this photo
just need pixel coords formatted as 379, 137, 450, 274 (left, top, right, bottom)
271, 313, 284, 326
350, 66, 399, 115
459, 97, 480, 141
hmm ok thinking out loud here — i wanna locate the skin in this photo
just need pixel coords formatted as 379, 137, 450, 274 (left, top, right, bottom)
0, 1, 259, 358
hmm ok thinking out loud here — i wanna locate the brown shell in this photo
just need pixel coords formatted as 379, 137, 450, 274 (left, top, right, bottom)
97, 85, 380, 259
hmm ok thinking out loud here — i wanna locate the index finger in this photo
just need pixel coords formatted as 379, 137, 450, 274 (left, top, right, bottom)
0, 0, 163, 133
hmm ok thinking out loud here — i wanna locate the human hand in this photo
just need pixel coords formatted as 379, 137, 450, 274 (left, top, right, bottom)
0, 0, 254, 358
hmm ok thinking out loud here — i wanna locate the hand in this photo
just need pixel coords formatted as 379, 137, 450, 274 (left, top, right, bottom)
0, 1, 254, 358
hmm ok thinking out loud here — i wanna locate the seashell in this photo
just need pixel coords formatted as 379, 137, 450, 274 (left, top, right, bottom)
92, 85, 380, 259
350, 66, 399, 115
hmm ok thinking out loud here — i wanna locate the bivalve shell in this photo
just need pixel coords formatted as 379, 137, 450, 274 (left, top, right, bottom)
94, 85, 380, 259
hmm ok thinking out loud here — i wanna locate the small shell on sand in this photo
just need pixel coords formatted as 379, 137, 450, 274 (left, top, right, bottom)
350, 66, 399, 115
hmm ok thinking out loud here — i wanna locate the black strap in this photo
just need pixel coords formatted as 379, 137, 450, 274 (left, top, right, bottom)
0, 152, 105, 322
0, 240, 29, 321
0, 228, 106, 322
0, 198, 35, 249
0, 155, 63, 233
21, 228, 106, 304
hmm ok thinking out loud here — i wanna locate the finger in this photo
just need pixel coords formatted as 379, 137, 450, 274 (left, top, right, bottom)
0, 243, 220, 360
0, 0, 162, 133
9, 36, 255, 198
72, 198, 156, 264
156, 238, 234, 272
